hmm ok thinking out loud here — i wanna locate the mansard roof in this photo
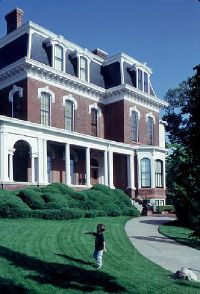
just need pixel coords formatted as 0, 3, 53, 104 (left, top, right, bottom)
0, 20, 153, 89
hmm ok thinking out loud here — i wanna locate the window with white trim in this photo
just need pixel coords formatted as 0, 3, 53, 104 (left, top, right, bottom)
138, 69, 143, 91
91, 108, 98, 136
131, 111, 139, 142
141, 158, 151, 188
54, 44, 63, 71
80, 56, 88, 81
144, 72, 148, 93
147, 116, 154, 145
41, 92, 51, 126
155, 160, 163, 188
65, 100, 74, 131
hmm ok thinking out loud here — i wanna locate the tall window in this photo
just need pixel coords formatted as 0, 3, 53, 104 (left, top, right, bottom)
91, 108, 98, 136
144, 72, 148, 93
41, 92, 50, 126
138, 69, 143, 91
80, 56, 88, 81
54, 45, 63, 71
65, 100, 74, 131
141, 158, 151, 188
147, 116, 154, 145
131, 111, 139, 142
155, 160, 163, 188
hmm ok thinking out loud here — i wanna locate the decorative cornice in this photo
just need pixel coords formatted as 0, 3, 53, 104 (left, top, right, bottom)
0, 58, 167, 110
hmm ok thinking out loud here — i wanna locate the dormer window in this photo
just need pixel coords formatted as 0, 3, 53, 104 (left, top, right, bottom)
129, 64, 151, 94
70, 51, 90, 82
144, 72, 148, 93
54, 44, 63, 71
43, 38, 65, 72
138, 69, 143, 91
80, 56, 88, 81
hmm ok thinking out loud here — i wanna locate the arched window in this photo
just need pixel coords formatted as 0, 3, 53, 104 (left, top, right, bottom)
41, 92, 51, 126
65, 100, 74, 131
131, 111, 139, 142
147, 116, 154, 145
155, 160, 163, 188
80, 56, 88, 81
91, 108, 98, 136
54, 44, 63, 71
141, 158, 151, 188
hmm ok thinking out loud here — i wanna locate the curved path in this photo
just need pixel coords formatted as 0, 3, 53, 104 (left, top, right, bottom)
125, 216, 200, 280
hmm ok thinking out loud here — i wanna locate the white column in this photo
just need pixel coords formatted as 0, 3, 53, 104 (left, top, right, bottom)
127, 154, 135, 190
37, 138, 44, 184
108, 150, 114, 188
103, 150, 108, 186
163, 157, 166, 189
31, 155, 36, 183
151, 158, 155, 188
0, 132, 9, 182
86, 147, 90, 186
43, 139, 48, 184
8, 150, 14, 181
65, 143, 71, 185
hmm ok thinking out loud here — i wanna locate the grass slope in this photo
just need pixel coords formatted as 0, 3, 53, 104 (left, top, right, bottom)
159, 220, 200, 250
0, 217, 199, 293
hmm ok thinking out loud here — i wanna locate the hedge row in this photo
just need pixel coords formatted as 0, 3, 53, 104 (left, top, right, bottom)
0, 183, 140, 220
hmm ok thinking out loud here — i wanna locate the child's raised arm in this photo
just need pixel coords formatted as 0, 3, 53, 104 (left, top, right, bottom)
84, 232, 94, 235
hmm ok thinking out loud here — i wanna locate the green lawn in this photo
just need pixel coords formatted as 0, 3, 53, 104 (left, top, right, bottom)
0, 217, 199, 293
159, 220, 200, 250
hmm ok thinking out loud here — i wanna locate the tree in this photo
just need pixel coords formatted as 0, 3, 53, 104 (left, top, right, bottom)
163, 70, 200, 238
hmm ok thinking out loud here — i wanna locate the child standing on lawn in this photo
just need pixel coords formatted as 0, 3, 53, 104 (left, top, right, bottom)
85, 224, 106, 269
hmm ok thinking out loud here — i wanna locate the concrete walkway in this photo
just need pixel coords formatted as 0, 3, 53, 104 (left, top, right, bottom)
125, 216, 200, 281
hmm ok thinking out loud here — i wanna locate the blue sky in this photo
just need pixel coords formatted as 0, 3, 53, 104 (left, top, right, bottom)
0, 0, 199, 99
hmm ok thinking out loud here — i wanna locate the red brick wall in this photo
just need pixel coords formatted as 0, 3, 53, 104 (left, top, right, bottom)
113, 153, 127, 190
124, 101, 159, 146
27, 78, 105, 138
104, 100, 124, 142
0, 80, 27, 120
137, 188, 166, 199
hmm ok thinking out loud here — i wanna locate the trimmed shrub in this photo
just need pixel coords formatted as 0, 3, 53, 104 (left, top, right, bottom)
91, 184, 114, 195
70, 191, 87, 201
122, 207, 140, 217
157, 205, 175, 213
17, 189, 45, 209
30, 208, 84, 220
102, 204, 122, 217
41, 183, 76, 196
0, 195, 30, 218
80, 200, 101, 210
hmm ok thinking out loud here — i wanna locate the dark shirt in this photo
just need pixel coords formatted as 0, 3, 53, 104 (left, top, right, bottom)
93, 232, 105, 250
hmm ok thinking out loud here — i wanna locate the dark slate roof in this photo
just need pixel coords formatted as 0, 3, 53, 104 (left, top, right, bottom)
123, 61, 136, 88
30, 33, 50, 66
90, 61, 105, 88
0, 33, 28, 70
101, 62, 121, 89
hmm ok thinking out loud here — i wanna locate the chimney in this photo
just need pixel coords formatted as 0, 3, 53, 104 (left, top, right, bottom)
92, 48, 108, 59
5, 8, 24, 34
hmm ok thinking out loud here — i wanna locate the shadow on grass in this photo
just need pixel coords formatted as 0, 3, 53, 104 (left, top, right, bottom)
55, 253, 94, 266
175, 280, 200, 290
0, 246, 126, 293
0, 277, 35, 293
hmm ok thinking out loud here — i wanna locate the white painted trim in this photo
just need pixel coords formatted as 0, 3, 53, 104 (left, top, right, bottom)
8, 85, 23, 102
63, 94, 78, 110
146, 112, 156, 124
88, 103, 102, 117
129, 106, 141, 119
38, 86, 55, 103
